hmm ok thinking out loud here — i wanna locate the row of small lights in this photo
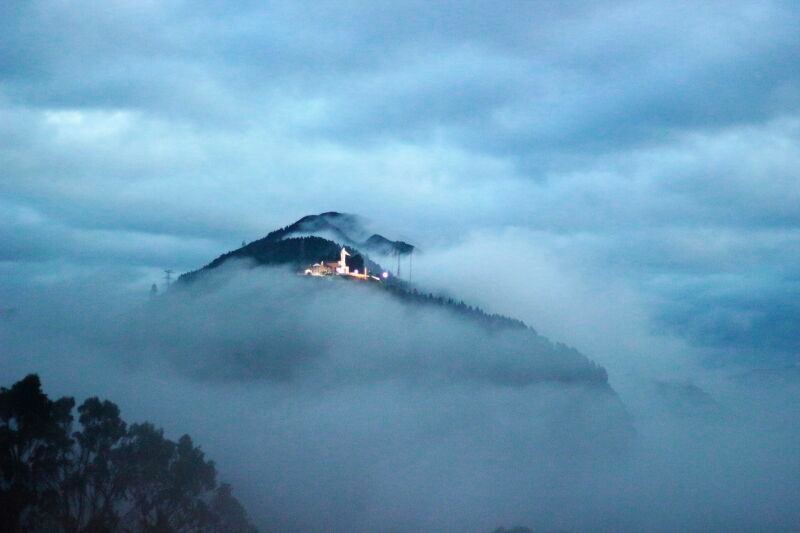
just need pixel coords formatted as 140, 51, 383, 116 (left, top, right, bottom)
353, 269, 390, 279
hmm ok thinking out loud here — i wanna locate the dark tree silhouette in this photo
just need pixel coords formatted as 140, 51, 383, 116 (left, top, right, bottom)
0, 375, 257, 532
0, 374, 74, 531
59, 397, 128, 530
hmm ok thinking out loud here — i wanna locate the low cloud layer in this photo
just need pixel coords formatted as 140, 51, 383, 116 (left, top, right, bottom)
2, 1, 799, 365
1, 1, 799, 529
2, 265, 799, 531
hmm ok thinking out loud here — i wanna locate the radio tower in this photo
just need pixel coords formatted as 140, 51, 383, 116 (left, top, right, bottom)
396, 250, 401, 278
164, 269, 174, 288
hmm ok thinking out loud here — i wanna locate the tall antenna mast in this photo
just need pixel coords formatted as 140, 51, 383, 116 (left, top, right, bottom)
164, 269, 174, 288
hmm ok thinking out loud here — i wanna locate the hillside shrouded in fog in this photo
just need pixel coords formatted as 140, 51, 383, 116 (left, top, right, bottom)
3, 1, 800, 531
3, 232, 800, 531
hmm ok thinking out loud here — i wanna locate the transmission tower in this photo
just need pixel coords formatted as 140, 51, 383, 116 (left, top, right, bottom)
164, 269, 174, 288
396, 251, 401, 278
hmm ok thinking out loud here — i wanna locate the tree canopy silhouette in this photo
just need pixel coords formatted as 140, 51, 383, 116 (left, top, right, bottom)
0, 374, 257, 532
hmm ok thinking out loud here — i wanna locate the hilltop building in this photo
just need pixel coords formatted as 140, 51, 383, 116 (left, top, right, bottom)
305, 262, 334, 276
336, 247, 350, 275
303, 247, 383, 281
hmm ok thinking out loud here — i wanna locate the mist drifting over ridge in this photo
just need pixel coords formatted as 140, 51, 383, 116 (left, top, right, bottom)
3, 0, 800, 530
2, 220, 800, 531
2, 260, 633, 531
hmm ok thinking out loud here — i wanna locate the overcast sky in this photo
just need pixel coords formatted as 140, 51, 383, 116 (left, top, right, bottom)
2, 0, 799, 366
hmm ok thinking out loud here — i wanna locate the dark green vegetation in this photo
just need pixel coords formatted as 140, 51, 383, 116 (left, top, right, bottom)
0, 375, 257, 533
383, 284, 530, 332
178, 215, 532, 334
178, 212, 411, 285
175, 214, 610, 387
266, 211, 414, 256
179, 235, 375, 285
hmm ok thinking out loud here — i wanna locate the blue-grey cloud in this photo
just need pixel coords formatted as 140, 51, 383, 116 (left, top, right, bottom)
1, 0, 799, 364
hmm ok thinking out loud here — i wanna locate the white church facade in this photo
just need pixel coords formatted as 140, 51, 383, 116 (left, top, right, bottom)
303, 247, 383, 281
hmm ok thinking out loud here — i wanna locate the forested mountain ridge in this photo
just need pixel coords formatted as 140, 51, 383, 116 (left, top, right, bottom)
174, 213, 611, 388
264, 211, 414, 255
177, 213, 401, 285
177, 213, 531, 335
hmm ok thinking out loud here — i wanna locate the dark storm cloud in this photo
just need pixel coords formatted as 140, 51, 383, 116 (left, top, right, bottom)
655, 282, 800, 365
4, 1, 799, 144
1, 2, 800, 364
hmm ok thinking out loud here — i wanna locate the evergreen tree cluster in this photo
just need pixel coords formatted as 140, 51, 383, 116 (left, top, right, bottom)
384, 284, 530, 332
0, 375, 257, 532
178, 236, 368, 284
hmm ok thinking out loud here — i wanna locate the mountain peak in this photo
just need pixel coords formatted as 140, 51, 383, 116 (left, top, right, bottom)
179, 212, 409, 286
265, 212, 415, 255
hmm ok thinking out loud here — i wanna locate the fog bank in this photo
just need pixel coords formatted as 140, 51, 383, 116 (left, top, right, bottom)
1, 264, 799, 531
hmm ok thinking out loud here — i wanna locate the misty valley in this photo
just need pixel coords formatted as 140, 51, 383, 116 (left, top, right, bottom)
3, 213, 799, 532
3, 3, 800, 530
